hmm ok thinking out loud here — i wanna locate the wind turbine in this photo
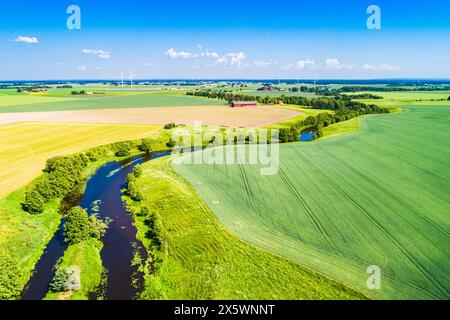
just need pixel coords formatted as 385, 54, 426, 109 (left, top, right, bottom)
129, 70, 134, 88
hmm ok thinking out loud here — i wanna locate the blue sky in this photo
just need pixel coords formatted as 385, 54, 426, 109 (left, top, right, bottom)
0, 0, 449, 80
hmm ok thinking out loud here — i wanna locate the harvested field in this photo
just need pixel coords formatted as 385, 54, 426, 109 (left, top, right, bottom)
0, 122, 161, 199
0, 106, 303, 128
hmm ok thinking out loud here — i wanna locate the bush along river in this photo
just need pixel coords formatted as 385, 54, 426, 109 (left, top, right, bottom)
22, 150, 172, 300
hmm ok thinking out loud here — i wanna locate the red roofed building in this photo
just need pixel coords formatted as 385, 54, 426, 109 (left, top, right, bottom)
230, 101, 257, 108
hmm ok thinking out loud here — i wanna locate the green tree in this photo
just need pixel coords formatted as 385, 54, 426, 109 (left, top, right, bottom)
23, 190, 45, 214
133, 165, 143, 178
0, 255, 22, 300
64, 207, 91, 245
64, 207, 107, 245
115, 145, 131, 157
145, 211, 165, 251
127, 181, 143, 202
49, 266, 81, 293
138, 139, 153, 153
163, 123, 176, 129
88, 215, 108, 240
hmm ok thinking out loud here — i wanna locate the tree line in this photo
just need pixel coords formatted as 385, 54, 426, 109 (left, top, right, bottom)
186, 89, 389, 143
186, 89, 387, 113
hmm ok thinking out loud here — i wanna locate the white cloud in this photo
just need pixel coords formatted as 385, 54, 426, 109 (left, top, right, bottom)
224, 52, 246, 66
253, 59, 278, 67
77, 65, 87, 72
362, 63, 400, 71
165, 48, 197, 59
14, 36, 39, 44
165, 46, 247, 67
325, 58, 356, 70
143, 62, 152, 67
295, 59, 316, 69
283, 59, 316, 70
82, 49, 111, 59
212, 52, 246, 66
200, 49, 221, 60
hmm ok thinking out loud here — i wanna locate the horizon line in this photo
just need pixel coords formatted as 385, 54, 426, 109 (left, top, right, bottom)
2, 77, 450, 83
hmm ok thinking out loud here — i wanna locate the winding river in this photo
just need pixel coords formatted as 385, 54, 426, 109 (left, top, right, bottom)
22, 150, 171, 300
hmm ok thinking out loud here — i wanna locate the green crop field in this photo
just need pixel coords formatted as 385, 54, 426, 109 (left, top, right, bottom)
0, 91, 223, 113
346, 91, 450, 101
129, 157, 365, 300
173, 104, 450, 299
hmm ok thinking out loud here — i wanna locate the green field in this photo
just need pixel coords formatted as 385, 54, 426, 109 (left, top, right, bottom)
173, 104, 450, 299
129, 157, 365, 300
0, 91, 223, 113
346, 90, 450, 101
0, 186, 61, 299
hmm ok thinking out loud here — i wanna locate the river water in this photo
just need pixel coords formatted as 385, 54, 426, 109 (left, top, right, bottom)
22, 150, 171, 300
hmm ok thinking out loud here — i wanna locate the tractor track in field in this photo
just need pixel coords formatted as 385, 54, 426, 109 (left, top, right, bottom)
277, 165, 339, 252
363, 137, 450, 187
293, 147, 449, 298
332, 142, 450, 239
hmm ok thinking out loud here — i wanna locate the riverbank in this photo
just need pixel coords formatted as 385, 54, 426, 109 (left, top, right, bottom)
0, 129, 174, 300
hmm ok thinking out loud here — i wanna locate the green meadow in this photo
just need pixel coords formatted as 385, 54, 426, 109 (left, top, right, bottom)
173, 104, 450, 299
0, 90, 224, 113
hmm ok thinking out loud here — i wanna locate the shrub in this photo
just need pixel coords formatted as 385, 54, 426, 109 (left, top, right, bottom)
125, 174, 143, 201
85, 146, 108, 162
88, 215, 108, 240
113, 142, 132, 157
133, 165, 143, 178
49, 266, 81, 292
166, 139, 176, 148
23, 190, 45, 214
137, 206, 150, 217
164, 123, 177, 130
0, 255, 22, 300
145, 211, 166, 251
64, 207, 107, 245
64, 207, 91, 245
127, 182, 143, 202
23, 154, 91, 215
138, 139, 153, 153
34, 180, 55, 201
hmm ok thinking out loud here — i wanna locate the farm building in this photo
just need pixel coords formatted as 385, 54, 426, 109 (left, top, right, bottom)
230, 101, 257, 108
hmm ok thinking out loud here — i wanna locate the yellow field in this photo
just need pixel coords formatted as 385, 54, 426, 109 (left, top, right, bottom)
0, 122, 161, 199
